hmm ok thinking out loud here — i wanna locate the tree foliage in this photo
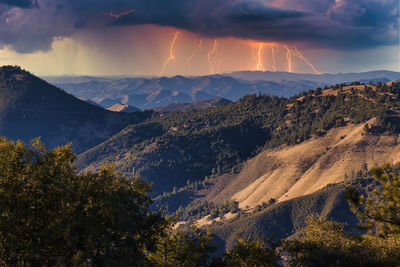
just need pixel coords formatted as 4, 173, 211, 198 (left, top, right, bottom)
282, 215, 400, 267
283, 162, 400, 266
215, 238, 279, 267
347, 163, 400, 235
0, 137, 164, 266
148, 222, 214, 267
175, 200, 240, 221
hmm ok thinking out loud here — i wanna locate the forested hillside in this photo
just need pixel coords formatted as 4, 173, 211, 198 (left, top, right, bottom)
78, 81, 400, 195
0, 66, 151, 153
152, 97, 231, 113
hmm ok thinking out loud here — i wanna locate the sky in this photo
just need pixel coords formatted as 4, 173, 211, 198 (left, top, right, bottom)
0, 0, 398, 76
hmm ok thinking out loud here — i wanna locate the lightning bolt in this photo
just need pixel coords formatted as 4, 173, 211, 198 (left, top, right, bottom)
159, 31, 180, 76
248, 46, 257, 69
271, 43, 277, 72
256, 43, 264, 71
207, 40, 218, 74
217, 44, 224, 73
284, 45, 293, 73
289, 47, 322, 75
104, 9, 134, 18
187, 40, 202, 74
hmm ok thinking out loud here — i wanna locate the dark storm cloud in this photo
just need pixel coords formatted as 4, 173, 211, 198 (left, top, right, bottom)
0, 1, 74, 53
112, 0, 398, 50
0, 0, 398, 53
0, 0, 37, 8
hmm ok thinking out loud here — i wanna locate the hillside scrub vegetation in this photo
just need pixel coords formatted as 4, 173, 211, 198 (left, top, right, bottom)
78, 82, 400, 197
347, 163, 400, 235
282, 216, 400, 267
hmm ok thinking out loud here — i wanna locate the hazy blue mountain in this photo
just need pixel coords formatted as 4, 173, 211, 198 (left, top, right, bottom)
229, 70, 400, 83
48, 70, 400, 110
50, 76, 316, 109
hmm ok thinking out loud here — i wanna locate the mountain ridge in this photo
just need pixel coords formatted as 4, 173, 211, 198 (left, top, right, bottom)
50, 70, 400, 110
0, 65, 150, 153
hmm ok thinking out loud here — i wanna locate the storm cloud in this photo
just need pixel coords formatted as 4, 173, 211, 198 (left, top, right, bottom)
0, 0, 398, 53
0, 0, 37, 8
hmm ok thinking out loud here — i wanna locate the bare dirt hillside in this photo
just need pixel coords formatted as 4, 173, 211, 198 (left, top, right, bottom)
203, 118, 400, 209
210, 182, 362, 250
106, 103, 140, 113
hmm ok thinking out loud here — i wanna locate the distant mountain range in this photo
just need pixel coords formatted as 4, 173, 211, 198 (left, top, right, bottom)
229, 70, 400, 83
46, 70, 400, 110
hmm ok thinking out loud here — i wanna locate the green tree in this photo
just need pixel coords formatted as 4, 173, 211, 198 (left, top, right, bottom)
148, 223, 214, 267
0, 138, 165, 266
347, 163, 400, 235
282, 215, 400, 267
216, 238, 279, 267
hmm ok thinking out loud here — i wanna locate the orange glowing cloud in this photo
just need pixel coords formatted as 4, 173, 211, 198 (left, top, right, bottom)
64, 25, 323, 76
187, 40, 202, 74
154, 32, 323, 75
288, 46, 321, 74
